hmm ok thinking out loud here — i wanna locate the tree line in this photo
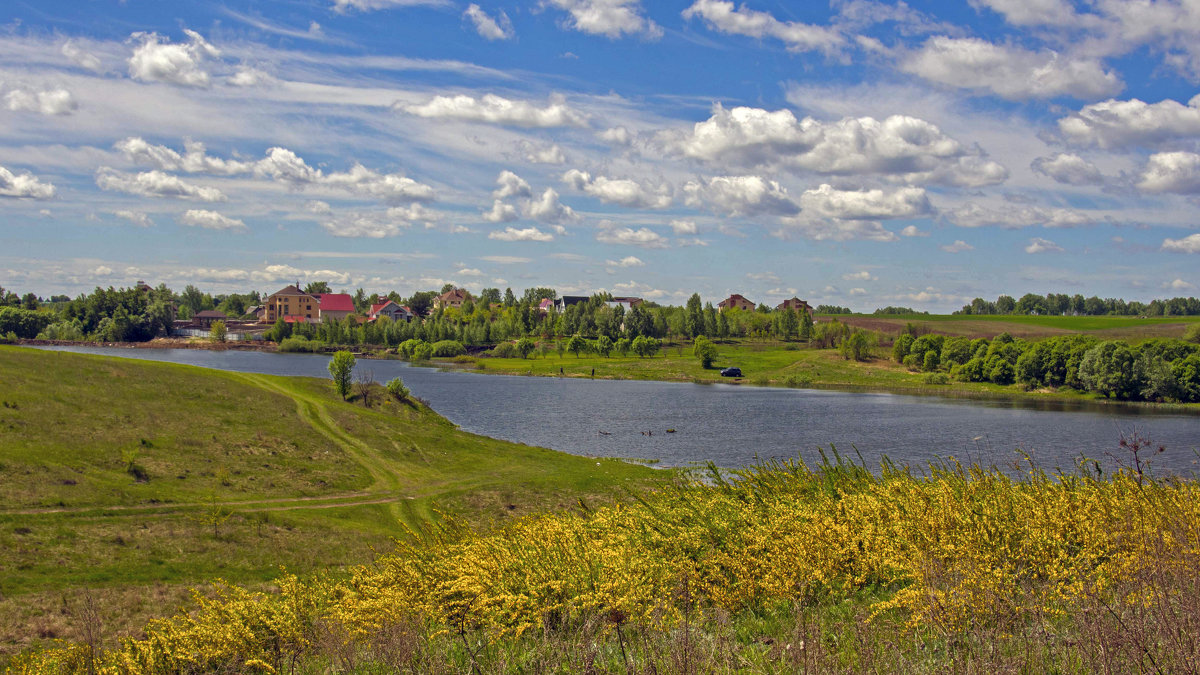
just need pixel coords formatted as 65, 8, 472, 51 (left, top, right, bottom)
957, 293, 1200, 317
893, 329, 1200, 403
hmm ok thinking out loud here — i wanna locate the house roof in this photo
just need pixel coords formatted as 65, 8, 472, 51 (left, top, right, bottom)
317, 293, 355, 312
194, 310, 228, 319
538, 298, 555, 310
270, 285, 308, 297
438, 288, 469, 302
370, 301, 394, 315
719, 294, 753, 306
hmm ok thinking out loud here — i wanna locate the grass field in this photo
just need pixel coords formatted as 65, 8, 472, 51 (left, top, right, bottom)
0, 346, 666, 660
835, 312, 1200, 340
460, 315, 1200, 407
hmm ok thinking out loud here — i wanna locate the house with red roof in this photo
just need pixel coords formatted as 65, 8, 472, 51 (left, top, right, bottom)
717, 293, 756, 312
775, 297, 813, 317
316, 293, 355, 321
369, 299, 414, 323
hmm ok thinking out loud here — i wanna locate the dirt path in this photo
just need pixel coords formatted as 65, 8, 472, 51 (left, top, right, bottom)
4, 371, 414, 522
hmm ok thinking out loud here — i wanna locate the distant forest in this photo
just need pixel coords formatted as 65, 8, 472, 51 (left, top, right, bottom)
956, 293, 1200, 317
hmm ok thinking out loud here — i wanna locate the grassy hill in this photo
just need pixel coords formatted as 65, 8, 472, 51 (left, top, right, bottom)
0, 346, 665, 659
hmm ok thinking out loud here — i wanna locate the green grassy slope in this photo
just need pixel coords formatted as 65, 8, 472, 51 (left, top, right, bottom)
0, 346, 664, 657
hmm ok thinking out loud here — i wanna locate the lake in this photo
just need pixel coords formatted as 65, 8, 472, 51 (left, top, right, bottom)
32, 345, 1200, 476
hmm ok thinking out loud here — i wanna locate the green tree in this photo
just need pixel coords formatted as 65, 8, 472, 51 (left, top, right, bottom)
1078, 341, 1140, 399
614, 337, 631, 356
209, 320, 227, 343
594, 335, 613, 357
567, 334, 587, 357
799, 311, 814, 342
694, 337, 718, 368
304, 281, 332, 295
328, 350, 356, 401
516, 337, 536, 359
385, 376, 410, 402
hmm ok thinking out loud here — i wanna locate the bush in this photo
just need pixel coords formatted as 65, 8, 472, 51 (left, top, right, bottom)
0, 307, 52, 339
210, 320, 227, 343
0, 331, 17, 344
902, 353, 922, 371
278, 336, 326, 353
36, 320, 85, 341
385, 377, 410, 402
922, 350, 940, 372
923, 372, 950, 385
412, 343, 433, 361
430, 340, 466, 358
1185, 323, 1200, 344
694, 337, 718, 368
489, 342, 518, 358
398, 339, 426, 359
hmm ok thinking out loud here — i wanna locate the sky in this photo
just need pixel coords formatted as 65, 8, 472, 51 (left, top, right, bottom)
1, 0, 1199, 311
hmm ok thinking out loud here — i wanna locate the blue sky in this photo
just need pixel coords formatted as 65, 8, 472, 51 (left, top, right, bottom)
1, 0, 1199, 310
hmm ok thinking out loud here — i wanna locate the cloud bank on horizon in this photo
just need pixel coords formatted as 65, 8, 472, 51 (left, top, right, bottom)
0, 0, 1198, 310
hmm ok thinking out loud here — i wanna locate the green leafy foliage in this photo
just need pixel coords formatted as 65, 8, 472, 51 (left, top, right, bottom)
328, 351, 356, 401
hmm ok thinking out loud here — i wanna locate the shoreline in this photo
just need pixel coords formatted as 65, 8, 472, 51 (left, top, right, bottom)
21, 337, 1200, 415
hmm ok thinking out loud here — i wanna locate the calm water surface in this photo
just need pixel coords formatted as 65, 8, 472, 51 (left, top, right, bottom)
34, 346, 1200, 475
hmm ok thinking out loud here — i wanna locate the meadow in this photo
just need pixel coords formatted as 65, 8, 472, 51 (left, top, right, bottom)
15, 444, 1200, 673
0, 347, 664, 661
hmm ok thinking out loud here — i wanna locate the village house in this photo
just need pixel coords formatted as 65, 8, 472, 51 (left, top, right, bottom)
555, 295, 588, 313
718, 293, 756, 312
775, 297, 813, 317
369, 298, 414, 323
315, 293, 355, 321
606, 296, 644, 311
192, 309, 228, 328
434, 288, 471, 311
262, 285, 318, 323
537, 298, 555, 314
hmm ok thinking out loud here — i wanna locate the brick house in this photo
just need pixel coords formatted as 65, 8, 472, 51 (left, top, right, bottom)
262, 285, 318, 323
775, 297, 813, 317
717, 293, 756, 312
434, 288, 471, 310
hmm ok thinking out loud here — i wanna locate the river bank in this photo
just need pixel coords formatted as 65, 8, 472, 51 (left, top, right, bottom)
19, 336, 1200, 413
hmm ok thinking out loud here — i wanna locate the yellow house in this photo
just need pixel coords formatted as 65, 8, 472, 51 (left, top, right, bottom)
262, 285, 319, 323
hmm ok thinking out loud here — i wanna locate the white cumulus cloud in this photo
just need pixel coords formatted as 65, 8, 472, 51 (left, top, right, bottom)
563, 169, 672, 208
682, 175, 799, 216
1136, 151, 1200, 193
799, 184, 931, 220
543, 0, 662, 39
0, 166, 56, 199
1162, 233, 1200, 253
1025, 237, 1064, 253
113, 210, 154, 227
901, 37, 1122, 100
596, 223, 669, 248
1031, 153, 1104, 185
606, 255, 644, 267
403, 94, 588, 127
127, 30, 221, 88
4, 87, 77, 115
666, 104, 1008, 186
682, 0, 844, 54
489, 226, 556, 241
95, 168, 226, 201
1058, 95, 1200, 149
179, 209, 246, 231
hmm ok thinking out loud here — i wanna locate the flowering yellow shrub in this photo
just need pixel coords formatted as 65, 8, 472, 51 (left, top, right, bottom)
14, 458, 1200, 673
